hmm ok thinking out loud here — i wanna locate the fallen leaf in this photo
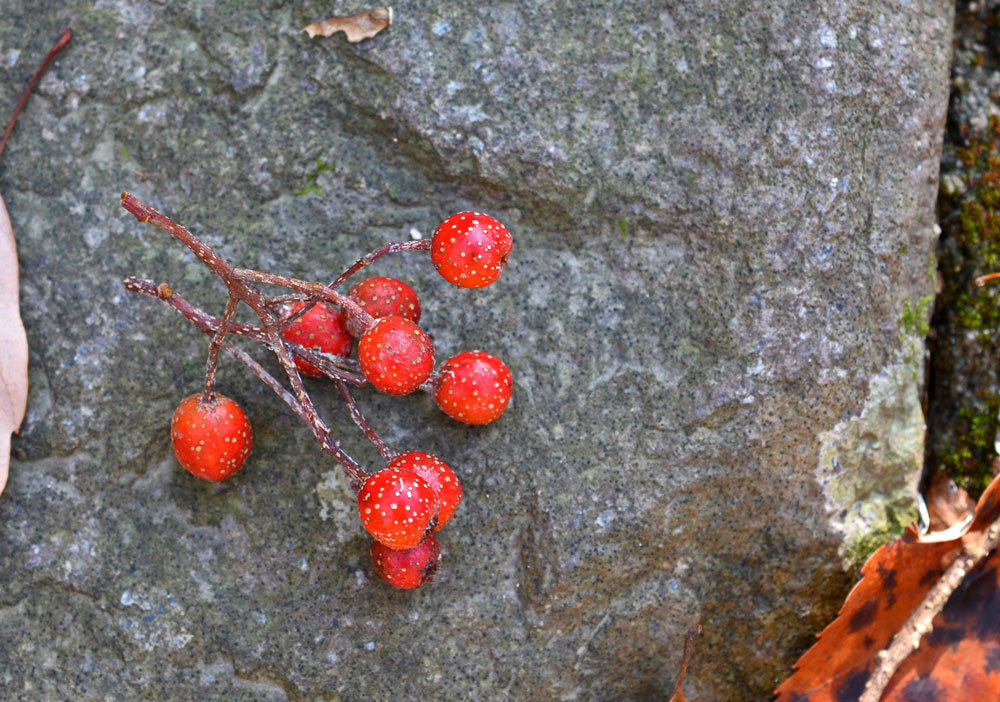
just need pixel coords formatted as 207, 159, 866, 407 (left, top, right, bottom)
303, 6, 393, 42
0, 29, 71, 498
0, 193, 28, 497
925, 472, 976, 532
775, 475, 1000, 700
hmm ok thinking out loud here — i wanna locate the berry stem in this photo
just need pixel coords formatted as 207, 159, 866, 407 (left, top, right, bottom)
330, 239, 431, 289
123, 277, 365, 384
232, 267, 375, 331
122, 193, 237, 280
122, 195, 373, 491
221, 341, 367, 488
0, 28, 72, 163
337, 380, 396, 460
281, 239, 433, 335
203, 294, 238, 401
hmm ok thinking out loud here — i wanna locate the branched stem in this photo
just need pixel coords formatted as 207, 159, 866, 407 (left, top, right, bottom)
222, 342, 367, 489
276, 239, 432, 339
233, 267, 374, 330
121, 193, 378, 490
123, 277, 364, 384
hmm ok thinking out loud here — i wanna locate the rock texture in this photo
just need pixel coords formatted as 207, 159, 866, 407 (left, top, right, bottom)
0, 1, 950, 699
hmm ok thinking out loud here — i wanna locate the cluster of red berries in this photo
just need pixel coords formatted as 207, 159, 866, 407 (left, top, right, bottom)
131, 202, 513, 590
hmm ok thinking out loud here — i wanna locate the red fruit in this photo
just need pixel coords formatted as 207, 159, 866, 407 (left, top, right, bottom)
371, 533, 442, 589
387, 451, 462, 530
431, 211, 512, 288
281, 302, 353, 377
171, 393, 253, 482
434, 350, 512, 425
348, 276, 421, 327
357, 315, 435, 395
358, 467, 439, 550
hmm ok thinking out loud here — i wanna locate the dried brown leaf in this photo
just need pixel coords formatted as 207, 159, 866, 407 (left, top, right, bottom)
302, 7, 392, 43
0, 193, 28, 497
775, 475, 1000, 700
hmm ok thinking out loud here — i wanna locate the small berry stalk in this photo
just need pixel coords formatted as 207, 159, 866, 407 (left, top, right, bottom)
122, 194, 513, 588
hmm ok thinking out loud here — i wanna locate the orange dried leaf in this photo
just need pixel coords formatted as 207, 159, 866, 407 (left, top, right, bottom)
881, 548, 1000, 700
302, 6, 393, 43
775, 475, 1000, 701
0, 193, 28, 497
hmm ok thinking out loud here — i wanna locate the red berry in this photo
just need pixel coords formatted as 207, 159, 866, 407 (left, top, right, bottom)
281, 302, 353, 377
170, 393, 253, 482
387, 451, 462, 530
431, 212, 512, 288
434, 350, 512, 425
357, 315, 435, 395
358, 467, 439, 550
371, 533, 442, 589
348, 276, 421, 327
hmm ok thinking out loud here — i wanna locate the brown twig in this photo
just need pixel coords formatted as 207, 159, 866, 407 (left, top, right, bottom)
0, 29, 72, 162
975, 271, 1000, 287
669, 625, 702, 702
859, 514, 1000, 702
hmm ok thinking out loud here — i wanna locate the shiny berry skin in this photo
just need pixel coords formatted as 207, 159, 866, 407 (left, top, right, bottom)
431, 212, 512, 288
357, 315, 435, 395
348, 276, 421, 325
171, 393, 253, 482
358, 467, 439, 550
371, 533, 442, 589
434, 350, 512, 425
281, 302, 353, 377
387, 451, 462, 531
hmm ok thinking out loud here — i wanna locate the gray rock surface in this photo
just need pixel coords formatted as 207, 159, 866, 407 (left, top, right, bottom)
0, 1, 951, 699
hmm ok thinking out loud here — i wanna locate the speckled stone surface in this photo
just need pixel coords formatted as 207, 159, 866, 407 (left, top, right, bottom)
0, 1, 950, 699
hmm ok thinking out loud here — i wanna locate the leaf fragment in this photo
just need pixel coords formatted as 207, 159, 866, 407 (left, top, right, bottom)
302, 7, 393, 43
0, 193, 28, 497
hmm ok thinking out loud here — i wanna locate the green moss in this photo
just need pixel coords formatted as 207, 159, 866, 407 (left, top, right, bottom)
617, 217, 629, 238
932, 117, 1000, 492
900, 295, 933, 337
842, 523, 904, 575
295, 157, 333, 197
940, 398, 1000, 493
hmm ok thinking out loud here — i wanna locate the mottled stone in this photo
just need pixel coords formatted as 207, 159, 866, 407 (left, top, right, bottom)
0, 1, 950, 699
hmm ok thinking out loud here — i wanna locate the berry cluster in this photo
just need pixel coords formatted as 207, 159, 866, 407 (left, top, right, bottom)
123, 195, 513, 589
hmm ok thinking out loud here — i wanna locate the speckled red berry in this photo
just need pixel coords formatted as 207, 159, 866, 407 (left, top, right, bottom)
281, 302, 353, 377
358, 467, 439, 550
434, 350, 512, 425
431, 211, 512, 288
348, 276, 421, 328
171, 393, 253, 482
371, 533, 442, 589
357, 315, 435, 395
387, 451, 462, 531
